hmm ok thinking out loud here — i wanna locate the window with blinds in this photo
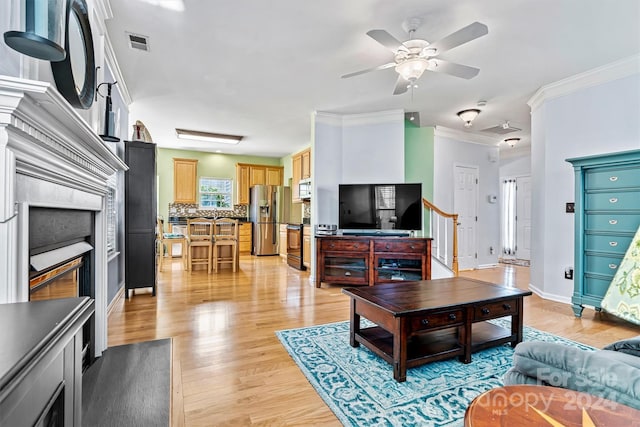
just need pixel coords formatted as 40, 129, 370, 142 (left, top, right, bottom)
199, 177, 233, 209
375, 185, 395, 209
106, 175, 117, 255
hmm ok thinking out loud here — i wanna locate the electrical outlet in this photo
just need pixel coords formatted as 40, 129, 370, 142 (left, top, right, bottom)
566, 202, 575, 213
489, 246, 494, 255
564, 267, 573, 280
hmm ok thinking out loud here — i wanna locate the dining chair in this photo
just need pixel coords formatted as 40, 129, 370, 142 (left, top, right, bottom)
212, 218, 238, 272
186, 218, 214, 273
157, 218, 166, 271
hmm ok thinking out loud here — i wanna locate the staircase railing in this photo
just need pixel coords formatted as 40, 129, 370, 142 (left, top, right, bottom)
423, 198, 459, 276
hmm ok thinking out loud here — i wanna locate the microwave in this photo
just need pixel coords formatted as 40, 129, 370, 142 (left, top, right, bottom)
298, 178, 311, 199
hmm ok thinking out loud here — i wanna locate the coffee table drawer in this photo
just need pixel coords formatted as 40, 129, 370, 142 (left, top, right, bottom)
474, 299, 517, 320
411, 309, 464, 332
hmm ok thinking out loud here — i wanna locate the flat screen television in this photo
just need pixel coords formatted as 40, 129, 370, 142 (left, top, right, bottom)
338, 183, 422, 232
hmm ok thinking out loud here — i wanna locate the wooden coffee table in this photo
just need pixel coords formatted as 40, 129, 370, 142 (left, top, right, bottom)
465, 385, 640, 426
342, 277, 532, 382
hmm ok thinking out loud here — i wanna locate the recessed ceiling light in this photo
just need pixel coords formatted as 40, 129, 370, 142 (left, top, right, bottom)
175, 128, 243, 144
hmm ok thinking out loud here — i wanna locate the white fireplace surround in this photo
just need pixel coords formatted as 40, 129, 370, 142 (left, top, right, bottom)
0, 75, 127, 356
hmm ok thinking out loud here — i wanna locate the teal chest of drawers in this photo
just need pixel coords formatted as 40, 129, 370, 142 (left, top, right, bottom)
567, 149, 640, 317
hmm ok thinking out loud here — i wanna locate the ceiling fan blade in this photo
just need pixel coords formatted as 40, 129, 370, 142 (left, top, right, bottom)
431, 58, 480, 79
393, 75, 409, 95
341, 62, 396, 79
428, 22, 488, 55
366, 29, 404, 52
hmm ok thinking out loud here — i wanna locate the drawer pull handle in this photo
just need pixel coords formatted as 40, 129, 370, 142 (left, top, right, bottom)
421, 319, 429, 326
609, 198, 618, 204
410, 244, 416, 249
385, 244, 390, 249
449, 313, 457, 321
503, 304, 512, 310
481, 308, 490, 315
353, 244, 359, 249
329, 243, 335, 248
609, 241, 618, 247
609, 219, 618, 225
345, 271, 351, 276
609, 264, 618, 270
609, 176, 618, 182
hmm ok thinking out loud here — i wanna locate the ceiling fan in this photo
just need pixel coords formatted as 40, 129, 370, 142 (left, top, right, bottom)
342, 18, 488, 95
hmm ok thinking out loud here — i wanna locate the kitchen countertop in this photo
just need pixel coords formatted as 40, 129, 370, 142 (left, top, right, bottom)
169, 216, 249, 223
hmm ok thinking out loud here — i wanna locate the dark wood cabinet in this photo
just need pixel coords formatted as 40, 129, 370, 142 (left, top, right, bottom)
315, 235, 431, 287
125, 140, 157, 297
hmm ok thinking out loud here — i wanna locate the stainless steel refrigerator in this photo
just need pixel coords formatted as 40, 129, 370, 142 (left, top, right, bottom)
250, 185, 290, 255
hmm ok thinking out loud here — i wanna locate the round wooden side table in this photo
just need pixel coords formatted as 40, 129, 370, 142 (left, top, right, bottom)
465, 385, 640, 426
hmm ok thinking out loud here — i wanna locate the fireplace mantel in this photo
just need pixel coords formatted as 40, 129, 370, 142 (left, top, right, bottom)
0, 75, 128, 356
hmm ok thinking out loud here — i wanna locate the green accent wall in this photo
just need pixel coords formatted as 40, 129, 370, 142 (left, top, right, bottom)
156, 148, 282, 220
404, 122, 434, 235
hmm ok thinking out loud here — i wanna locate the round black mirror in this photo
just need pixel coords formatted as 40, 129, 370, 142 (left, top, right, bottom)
51, 0, 95, 109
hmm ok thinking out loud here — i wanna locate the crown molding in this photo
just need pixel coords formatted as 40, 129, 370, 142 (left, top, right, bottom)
103, 34, 133, 106
528, 54, 640, 112
434, 126, 500, 146
314, 109, 404, 127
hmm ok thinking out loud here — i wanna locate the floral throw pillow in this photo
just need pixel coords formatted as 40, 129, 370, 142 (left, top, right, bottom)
601, 225, 640, 325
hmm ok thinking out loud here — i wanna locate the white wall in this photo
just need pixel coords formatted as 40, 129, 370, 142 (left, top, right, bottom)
313, 110, 405, 226
500, 153, 531, 178
530, 63, 640, 302
433, 129, 501, 267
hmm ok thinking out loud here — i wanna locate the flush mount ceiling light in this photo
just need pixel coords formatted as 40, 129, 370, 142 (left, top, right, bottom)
175, 128, 243, 144
457, 109, 481, 127
395, 58, 431, 82
504, 137, 520, 147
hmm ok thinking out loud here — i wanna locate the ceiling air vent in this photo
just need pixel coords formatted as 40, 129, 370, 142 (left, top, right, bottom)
481, 121, 521, 135
126, 32, 150, 51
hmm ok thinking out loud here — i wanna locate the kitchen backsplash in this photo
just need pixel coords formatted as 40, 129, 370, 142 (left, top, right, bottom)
303, 202, 311, 219
168, 203, 247, 218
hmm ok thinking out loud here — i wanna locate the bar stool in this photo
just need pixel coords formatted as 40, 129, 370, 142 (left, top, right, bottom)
187, 218, 214, 273
212, 218, 238, 272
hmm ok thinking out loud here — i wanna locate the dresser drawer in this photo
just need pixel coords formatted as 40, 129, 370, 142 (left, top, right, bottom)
585, 191, 640, 211
585, 167, 640, 190
583, 276, 610, 298
584, 254, 622, 276
410, 309, 464, 332
585, 234, 634, 255
474, 299, 518, 320
586, 214, 640, 233
320, 239, 369, 252
374, 240, 427, 253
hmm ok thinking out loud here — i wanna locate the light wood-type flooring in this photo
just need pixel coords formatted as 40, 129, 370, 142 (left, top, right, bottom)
107, 256, 639, 426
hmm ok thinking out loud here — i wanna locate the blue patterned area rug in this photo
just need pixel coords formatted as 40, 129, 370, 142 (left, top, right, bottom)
276, 319, 593, 427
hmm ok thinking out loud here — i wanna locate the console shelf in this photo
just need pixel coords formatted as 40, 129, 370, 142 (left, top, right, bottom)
315, 235, 432, 287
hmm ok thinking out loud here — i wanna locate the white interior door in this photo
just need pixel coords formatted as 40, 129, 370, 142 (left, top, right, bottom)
454, 165, 478, 270
516, 176, 532, 260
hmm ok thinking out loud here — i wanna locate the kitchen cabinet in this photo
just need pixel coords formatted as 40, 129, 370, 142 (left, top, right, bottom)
303, 226, 311, 267
315, 235, 432, 288
173, 158, 198, 203
125, 140, 157, 297
566, 149, 640, 317
292, 155, 301, 201
236, 164, 250, 204
291, 148, 310, 202
235, 163, 284, 204
279, 224, 288, 258
301, 149, 311, 179
238, 222, 252, 254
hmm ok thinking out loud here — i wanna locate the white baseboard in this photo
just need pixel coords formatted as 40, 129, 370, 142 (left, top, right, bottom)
528, 283, 571, 305
107, 283, 125, 316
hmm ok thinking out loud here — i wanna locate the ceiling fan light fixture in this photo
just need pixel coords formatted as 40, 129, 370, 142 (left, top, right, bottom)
457, 109, 481, 127
504, 137, 520, 147
395, 58, 429, 81
175, 128, 243, 144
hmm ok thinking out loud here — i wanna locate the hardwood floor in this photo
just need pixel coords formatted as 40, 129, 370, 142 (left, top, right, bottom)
107, 257, 639, 426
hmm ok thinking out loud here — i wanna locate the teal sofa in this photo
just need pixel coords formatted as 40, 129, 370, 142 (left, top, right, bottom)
503, 337, 640, 410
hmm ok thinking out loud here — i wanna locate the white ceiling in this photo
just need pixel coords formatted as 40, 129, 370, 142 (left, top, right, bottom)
104, 0, 640, 158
